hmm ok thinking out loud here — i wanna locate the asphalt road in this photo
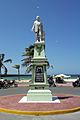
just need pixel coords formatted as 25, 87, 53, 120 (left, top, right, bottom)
0, 86, 80, 96
0, 86, 80, 120
0, 111, 80, 120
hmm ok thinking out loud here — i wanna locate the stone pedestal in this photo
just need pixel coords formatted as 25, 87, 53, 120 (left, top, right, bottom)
27, 89, 52, 101
27, 41, 52, 102
29, 42, 49, 90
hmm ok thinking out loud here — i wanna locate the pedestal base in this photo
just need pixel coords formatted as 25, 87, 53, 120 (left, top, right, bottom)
27, 89, 52, 101
30, 84, 49, 90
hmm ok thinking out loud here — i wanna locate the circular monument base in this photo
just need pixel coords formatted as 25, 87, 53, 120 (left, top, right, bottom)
0, 93, 80, 115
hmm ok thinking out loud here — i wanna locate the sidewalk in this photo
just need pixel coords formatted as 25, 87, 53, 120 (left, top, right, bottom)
56, 82, 72, 87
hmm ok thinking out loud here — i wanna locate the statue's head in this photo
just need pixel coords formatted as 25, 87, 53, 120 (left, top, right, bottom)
36, 16, 40, 21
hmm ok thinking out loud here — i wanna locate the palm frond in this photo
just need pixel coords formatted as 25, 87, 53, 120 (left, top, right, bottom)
21, 57, 31, 61
2, 64, 8, 74
26, 64, 32, 73
12, 64, 20, 69
4, 59, 12, 63
22, 61, 30, 67
0, 54, 5, 61
22, 44, 34, 73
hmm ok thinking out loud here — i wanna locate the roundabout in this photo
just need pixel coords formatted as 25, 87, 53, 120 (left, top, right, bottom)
0, 89, 80, 116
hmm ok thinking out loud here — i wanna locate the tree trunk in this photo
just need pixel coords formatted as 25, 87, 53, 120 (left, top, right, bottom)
18, 69, 20, 80
2, 64, 8, 74
0, 67, 1, 75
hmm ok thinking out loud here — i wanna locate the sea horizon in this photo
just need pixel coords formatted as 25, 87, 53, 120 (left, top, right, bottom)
0, 74, 79, 80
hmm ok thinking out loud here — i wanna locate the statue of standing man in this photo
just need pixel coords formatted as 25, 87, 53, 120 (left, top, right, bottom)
32, 16, 45, 42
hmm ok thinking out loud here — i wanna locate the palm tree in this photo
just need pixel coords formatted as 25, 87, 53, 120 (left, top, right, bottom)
22, 44, 50, 73
12, 64, 20, 75
12, 64, 20, 80
22, 44, 34, 73
0, 54, 12, 75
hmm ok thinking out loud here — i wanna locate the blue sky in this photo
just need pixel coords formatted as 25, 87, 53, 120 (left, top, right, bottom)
0, 0, 80, 75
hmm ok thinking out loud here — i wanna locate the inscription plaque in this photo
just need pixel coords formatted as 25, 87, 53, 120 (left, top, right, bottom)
35, 66, 44, 82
